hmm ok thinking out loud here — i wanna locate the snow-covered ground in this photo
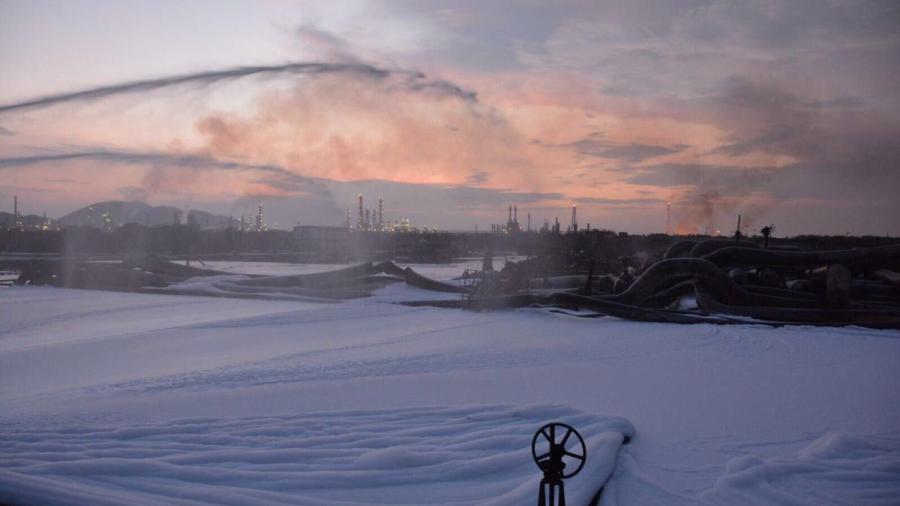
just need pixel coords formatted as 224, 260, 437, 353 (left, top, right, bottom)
2, 264, 900, 504
194, 256, 526, 282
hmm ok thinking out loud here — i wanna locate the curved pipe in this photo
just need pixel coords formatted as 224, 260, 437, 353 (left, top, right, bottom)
663, 240, 697, 259
693, 285, 900, 328
689, 239, 758, 257
703, 244, 900, 268
599, 258, 821, 308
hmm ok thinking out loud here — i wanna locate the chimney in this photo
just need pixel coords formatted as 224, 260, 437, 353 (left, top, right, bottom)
666, 201, 672, 235
571, 205, 578, 233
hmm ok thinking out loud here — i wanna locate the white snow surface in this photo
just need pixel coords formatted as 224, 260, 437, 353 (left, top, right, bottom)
2, 263, 900, 505
195, 257, 525, 282
0, 405, 630, 506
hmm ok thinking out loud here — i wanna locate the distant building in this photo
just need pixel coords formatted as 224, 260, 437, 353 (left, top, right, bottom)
255, 204, 264, 231
101, 212, 114, 233
505, 204, 521, 233
377, 198, 384, 231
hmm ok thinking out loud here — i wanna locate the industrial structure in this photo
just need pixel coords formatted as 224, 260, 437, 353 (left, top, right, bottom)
378, 198, 384, 231
3, 195, 59, 232
347, 194, 416, 233
666, 201, 672, 235
492, 204, 592, 236
255, 204, 264, 232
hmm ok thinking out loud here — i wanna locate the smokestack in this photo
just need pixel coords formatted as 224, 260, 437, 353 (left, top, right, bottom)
571, 205, 578, 233
666, 201, 671, 235
527, 213, 531, 232
514, 205, 518, 224
508, 205, 512, 224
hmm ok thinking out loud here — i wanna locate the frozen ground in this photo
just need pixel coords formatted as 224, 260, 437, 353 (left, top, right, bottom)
2, 269, 900, 504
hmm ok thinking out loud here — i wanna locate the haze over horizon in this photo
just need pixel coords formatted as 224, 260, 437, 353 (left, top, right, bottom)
1, 0, 899, 235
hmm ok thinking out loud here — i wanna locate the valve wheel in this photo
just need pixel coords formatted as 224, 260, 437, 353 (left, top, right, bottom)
531, 422, 586, 479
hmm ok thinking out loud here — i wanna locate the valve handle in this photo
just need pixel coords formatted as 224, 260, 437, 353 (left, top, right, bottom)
531, 422, 586, 479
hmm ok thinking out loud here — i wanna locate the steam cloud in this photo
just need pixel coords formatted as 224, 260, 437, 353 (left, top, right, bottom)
0, 62, 477, 114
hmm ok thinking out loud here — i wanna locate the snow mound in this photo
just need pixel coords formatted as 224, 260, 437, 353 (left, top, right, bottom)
603, 432, 900, 506
0, 404, 633, 506
702, 432, 900, 505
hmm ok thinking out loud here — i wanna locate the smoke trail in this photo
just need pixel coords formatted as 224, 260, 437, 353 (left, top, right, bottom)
0, 148, 341, 213
0, 149, 334, 197
0, 62, 477, 114
0, 149, 299, 179
400, 73, 478, 102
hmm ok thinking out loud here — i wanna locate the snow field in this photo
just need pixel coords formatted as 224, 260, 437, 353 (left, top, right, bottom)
2, 273, 900, 504
0, 405, 632, 505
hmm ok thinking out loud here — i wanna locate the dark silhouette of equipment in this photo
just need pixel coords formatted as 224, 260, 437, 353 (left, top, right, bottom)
532, 422, 586, 506
761, 225, 774, 248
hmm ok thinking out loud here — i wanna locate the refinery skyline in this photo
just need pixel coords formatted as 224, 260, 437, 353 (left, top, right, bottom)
4, 192, 605, 236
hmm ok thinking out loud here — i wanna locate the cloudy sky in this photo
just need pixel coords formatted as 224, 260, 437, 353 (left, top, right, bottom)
1, 0, 899, 234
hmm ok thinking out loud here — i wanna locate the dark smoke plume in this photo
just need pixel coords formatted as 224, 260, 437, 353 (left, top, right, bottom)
0, 149, 334, 197
0, 150, 295, 179
0, 62, 477, 114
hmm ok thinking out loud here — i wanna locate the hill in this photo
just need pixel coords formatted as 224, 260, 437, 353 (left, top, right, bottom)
58, 201, 237, 229
0, 211, 60, 230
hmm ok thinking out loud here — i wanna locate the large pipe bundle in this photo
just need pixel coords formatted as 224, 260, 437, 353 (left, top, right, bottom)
662, 240, 697, 259
688, 239, 759, 258
17, 243, 900, 329
703, 244, 900, 268
405, 243, 900, 329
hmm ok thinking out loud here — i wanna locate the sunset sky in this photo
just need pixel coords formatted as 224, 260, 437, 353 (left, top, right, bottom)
1, 0, 899, 234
